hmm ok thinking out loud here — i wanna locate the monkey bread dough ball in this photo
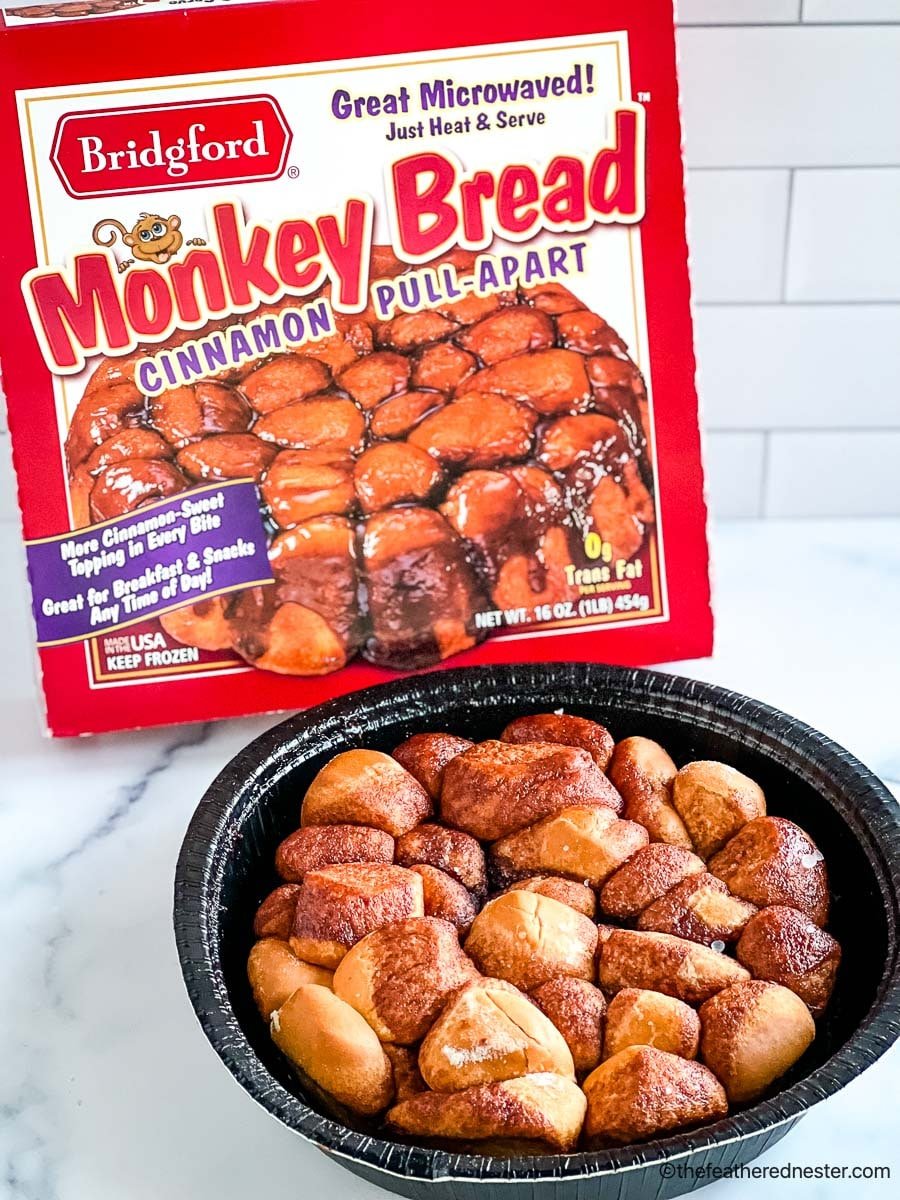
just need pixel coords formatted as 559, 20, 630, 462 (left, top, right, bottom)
290, 862, 425, 967
530, 976, 607, 1078
500, 712, 615, 770
709, 817, 830, 927
247, 938, 333, 1019
490, 805, 648, 890
332, 916, 477, 1043
386, 1074, 587, 1153
465, 891, 598, 991
440, 740, 623, 842
603, 988, 700, 1061
418, 976, 575, 1092
392, 733, 474, 801
671, 761, 766, 860
600, 843, 705, 920
599, 928, 750, 1005
301, 749, 432, 837
507, 876, 597, 919
394, 822, 487, 895
582, 1046, 727, 1147
270, 984, 394, 1116
699, 980, 815, 1103
736, 906, 841, 1016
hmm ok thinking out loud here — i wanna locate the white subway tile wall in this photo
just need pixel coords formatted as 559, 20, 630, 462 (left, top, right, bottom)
785, 169, 900, 301
1, 7, 899, 523
677, 8, 900, 518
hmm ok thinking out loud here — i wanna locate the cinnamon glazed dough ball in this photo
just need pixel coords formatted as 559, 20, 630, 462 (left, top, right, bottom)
392, 733, 474, 801
599, 929, 750, 1005
247, 938, 333, 1018
583, 1047, 727, 1147
418, 977, 575, 1092
530, 977, 607, 1078
275, 824, 395, 881
441, 740, 623, 842
736, 906, 841, 1015
507, 876, 597, 919
709, 817, 829, 926
394, 823, 487, 895
699, 980, 815, 1103
599, 844, 705, 920
333, 916, 477, 1043
301, 750, 431, 837
500, 712, 615, 770
386, 1074, 587, 1153
253, 883, 303, 940
607, 736, 692, 848
410, 865, 478, 934
672, 761, 766, 859
490, 805, 648, 889
636, 872, 758, 946
465, 891, 598, 991
290, 863, 424, 967
603, 989, 700, 1061
271, 984, 394, 1116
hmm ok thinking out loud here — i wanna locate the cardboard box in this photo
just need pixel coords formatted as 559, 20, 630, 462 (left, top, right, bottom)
0, 0, 712, 735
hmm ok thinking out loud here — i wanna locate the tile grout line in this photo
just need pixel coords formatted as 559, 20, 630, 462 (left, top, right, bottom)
696, 299, 900, 308
759, 431, 772, 519
688, 165, 900, 173
780, 168, 796, 303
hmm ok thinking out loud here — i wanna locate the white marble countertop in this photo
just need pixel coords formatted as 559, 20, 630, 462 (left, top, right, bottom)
1, 516, 898, 1200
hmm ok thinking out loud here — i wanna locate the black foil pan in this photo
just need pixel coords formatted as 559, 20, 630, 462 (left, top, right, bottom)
174, 664, 900, 1199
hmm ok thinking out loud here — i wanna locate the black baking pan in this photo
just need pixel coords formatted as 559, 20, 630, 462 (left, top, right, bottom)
174, 663, 900, 1199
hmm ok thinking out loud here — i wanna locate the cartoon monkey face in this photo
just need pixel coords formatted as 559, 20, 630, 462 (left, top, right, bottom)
126, 214, 183, 263
92, 213, 184, 266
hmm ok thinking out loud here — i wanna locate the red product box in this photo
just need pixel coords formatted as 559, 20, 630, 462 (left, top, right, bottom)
0, 0, 712, 736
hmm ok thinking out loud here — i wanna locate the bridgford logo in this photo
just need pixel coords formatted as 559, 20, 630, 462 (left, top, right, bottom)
51, 96, 292, 198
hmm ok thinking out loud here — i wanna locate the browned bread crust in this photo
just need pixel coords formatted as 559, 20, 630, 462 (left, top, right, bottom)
301, 749, 432, 836
440, 740, 623, 841
395, 823, 487, 895
465, 891, 598, 991
386, 1074, 587, 1152
699, 980, 815, 1102
708, 817, 829, 926
490, 805, 648, 889
291, 863, 424, 967
384, 1044, 427, 1103
247, 938, 333, 1018
275, 824, 395, 881
599, 929, 750, 1004
603, 988, 700, 1061
392, 733, 474, 799
636, 872, 758, 945
583, 1046, 727, 1146
410, 865, 478, 934
271, 984, 394, 1115
253, 883, 303, 939
599, 844, 705, 919
418, 977, 575, 1091
607, 736, 692, 848
530, 977, 607, 1078
736, 906, 841, 1016
507, 876, 597, 918
672, 761, 766, 860
333, 916, 478, 1043
500, 713, 614, 770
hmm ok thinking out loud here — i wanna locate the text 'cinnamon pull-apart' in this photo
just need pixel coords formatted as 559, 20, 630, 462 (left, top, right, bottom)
246, 714, 839, 1152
